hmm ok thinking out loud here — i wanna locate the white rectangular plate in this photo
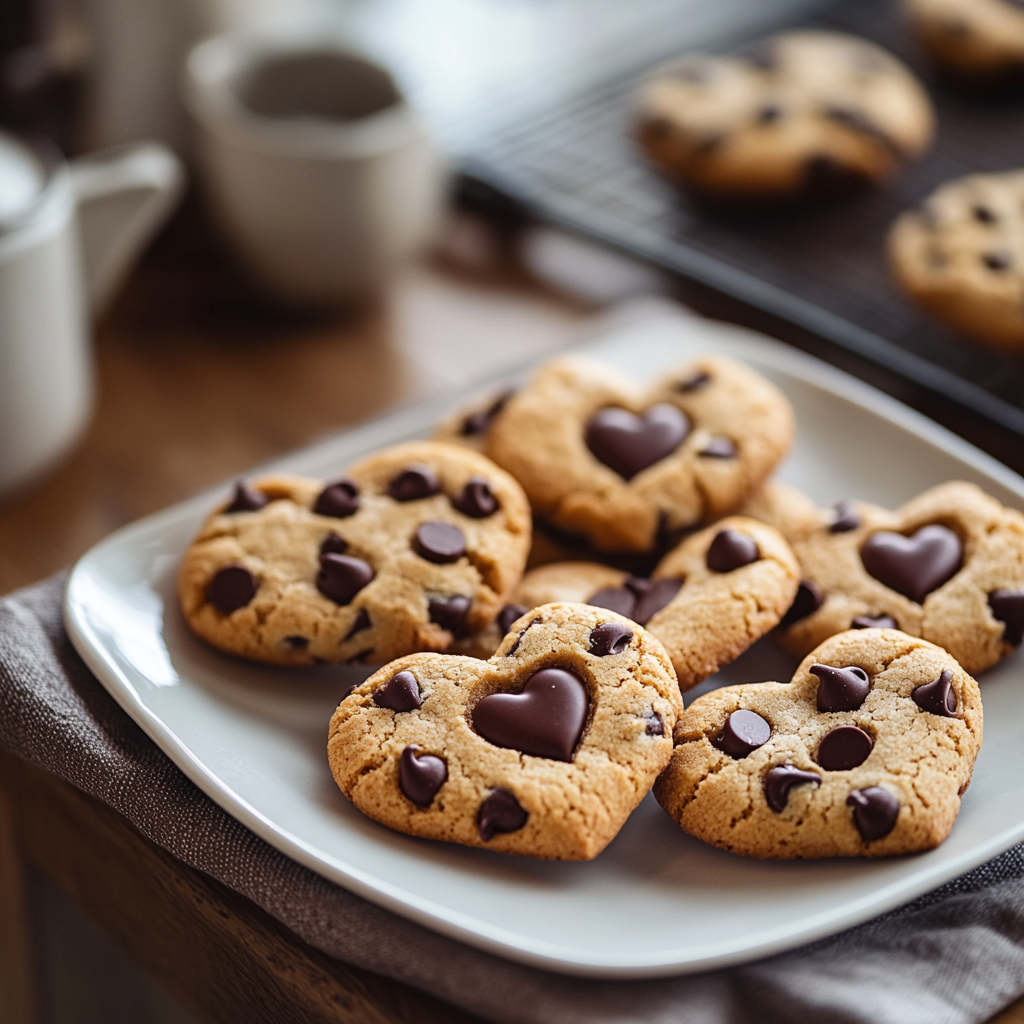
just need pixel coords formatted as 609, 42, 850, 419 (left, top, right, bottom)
64, 308, 1024, 978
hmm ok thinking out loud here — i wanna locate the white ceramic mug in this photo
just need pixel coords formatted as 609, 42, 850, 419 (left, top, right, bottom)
0, 133, 184, 497
183, 34, 449, 303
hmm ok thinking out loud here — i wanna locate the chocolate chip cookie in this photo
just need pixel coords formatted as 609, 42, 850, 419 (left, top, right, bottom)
636, 30, 935, 202
889, 171, 1024, 349
654, 628, 983, 858
328, 602, 683, 859
774, 481, 1024, 674
178, 442, 532, 665
486, 355, 794, 552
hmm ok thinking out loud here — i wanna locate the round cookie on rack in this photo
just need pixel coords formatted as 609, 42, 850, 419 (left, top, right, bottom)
635, 30, 934, 202
889, 170, 1024, 349
178, 442, 531, 666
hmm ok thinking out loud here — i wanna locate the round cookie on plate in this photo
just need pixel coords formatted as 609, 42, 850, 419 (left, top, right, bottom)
635, 30, 935, 202
654, 628, 983, 858
889, 170, 1024, 349
905, 0, 1024, 88
178, 442, 531, 666
485, 354, 794, 553
328, 602, 683, 859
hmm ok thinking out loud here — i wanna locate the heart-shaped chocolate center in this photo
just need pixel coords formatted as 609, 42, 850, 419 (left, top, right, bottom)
584, 404, 690, 480
860, 524, 962, 603
473, 667, 589, 761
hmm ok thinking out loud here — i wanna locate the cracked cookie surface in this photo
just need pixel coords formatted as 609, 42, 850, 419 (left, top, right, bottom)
327, 602, 683, 859
654, 628, 983, 858
486, 355, 794, 553
178, 442, 531, 665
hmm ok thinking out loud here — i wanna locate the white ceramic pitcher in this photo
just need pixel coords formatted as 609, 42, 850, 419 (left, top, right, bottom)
0, 133, 184, 497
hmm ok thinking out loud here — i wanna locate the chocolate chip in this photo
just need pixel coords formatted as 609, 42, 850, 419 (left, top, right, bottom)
912, 669, 957, 717
588, 585, 637, 619
973, 205, 997, 224
711, 709, 770, 758
756, 104, 782, 124
461, 391, 514, 436
589, 622, 634, 657
478, 788, 528, 842
225, 481, 268, 513
498, 604, 529, 634
811, 663, 871, 713
344, 608, 371, 640
316, 553, 374, 605
829, 500, 860, 533
399, 745, 447, 806
645, 713, 664, 736
817, 726, 874, 771
284, 635, 308, 649
633, 578, 683, 625
983, 251, 1012, 271
822, 105, 898, 153
208, 565, 257, 613
505, 616, 542, 657
847, 787, 900, 842
990, 589, 1024, 646
780, 580, 824, 628
851, 614, 898, 630
706, 529, 759, 573
428, 595, 471, 635
346, 648, 374, 665
314, 478, 360, 518
474, 667, 589, 762
453, 476, 498, 518
320, 532, 348, 556
764, 764, 821, 812
388, 464, 440, 502
584, 404, 690, 480
414, 521, 466, 563
676, 369, 711, 392
699, 437, 736, 458
374, 670, 423, 712
861, 525, 962, 603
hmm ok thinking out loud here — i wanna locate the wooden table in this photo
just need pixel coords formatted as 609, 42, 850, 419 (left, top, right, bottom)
0, 198, 1021, 1024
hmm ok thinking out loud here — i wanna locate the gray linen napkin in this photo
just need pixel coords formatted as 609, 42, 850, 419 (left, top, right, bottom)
2, 573, 1024, 1024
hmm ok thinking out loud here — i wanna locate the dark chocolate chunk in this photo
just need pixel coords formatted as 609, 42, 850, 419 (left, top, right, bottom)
851, 614, 898, 630
699, 437, 736, 458
388, 464, 440, 502
428, 595, 471, 635
706, 529, 759, 573
225, 481, 268, 513
711, 709, 770, 758
632, 577, 683, 625
374, 670, 423, 712
822, 105, 898, 153
861, 525, 962, 603
478, 788, 528, 842
756, 104, 782, 124
817, 726, 874, 771
344, 607, 371, 640
972, 204, 997, 224
498, 604, 529, 634
414, 521, 466, 563
847, 786, 900, 842
314, 478, 360, 519
208, 565, 257, 613
461, 391, 513, 436
645, 713, 664, 736
399, 745, 447, 806
505, 616, 542, 657
453, 475, 498, 518
584, 404, 690, 480
319, 531, 348, 556
983, 251, 1012, 271
830, 500, 860, 533
473, 667, 589, 762
316, 553, 374, 605
764, 764, 821, 812
811, 663, 871, 712
676, 369, 711, 392
989, 589, 1024, 646
912, 669, 957, 717
588, 585, 637, 619
780, 580, 824, 628
589, 622, 634, 657
284, 635, 308, 650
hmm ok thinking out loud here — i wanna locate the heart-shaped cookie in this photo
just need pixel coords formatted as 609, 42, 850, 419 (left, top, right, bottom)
771, 481, 1024, 673
178, 442, 531, 665
328, 602, 683, 859
456, 516, 799, 691
485, 355, 794, 552
654, 628, 983, 858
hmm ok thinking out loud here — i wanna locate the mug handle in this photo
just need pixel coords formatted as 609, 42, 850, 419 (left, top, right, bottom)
69, 142, 186, 315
